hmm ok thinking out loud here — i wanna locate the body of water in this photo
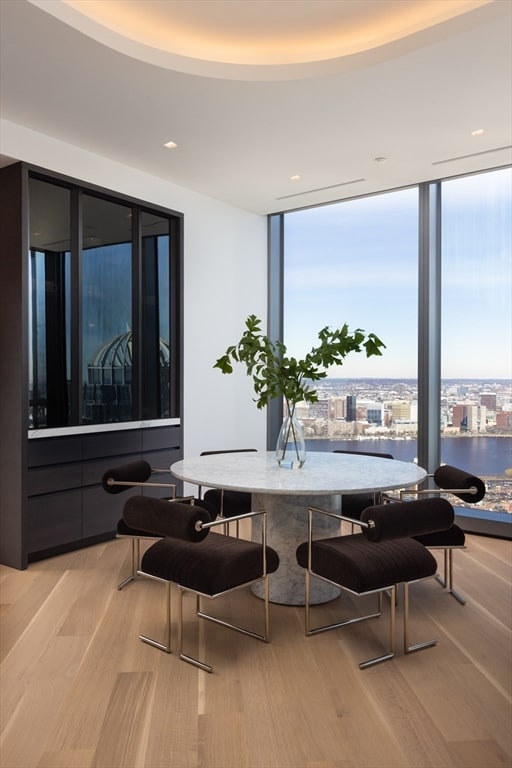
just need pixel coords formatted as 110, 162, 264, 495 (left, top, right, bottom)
306, 436, 512, 477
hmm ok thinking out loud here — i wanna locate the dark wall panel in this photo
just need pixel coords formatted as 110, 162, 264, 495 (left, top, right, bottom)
0, 163, 27, 569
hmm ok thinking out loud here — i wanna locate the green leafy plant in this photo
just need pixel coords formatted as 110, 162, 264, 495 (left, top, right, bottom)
214, 314, 386, 415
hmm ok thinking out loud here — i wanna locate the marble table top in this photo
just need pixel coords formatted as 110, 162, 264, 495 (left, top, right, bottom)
171, 451, 426, 496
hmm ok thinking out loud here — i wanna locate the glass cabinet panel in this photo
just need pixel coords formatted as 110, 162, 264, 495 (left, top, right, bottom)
81, 194, 133, 424
28, 178, 71, 429
141, 211, 170, 419
27, 173, 180, 430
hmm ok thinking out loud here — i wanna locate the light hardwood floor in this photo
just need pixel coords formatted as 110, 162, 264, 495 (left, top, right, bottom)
1, 529, 511, 768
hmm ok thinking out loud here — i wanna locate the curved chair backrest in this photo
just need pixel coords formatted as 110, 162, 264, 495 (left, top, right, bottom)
333, 449, 394, 460
433, 464, 486, 504
102, 460, 152, 494
199, 450, 257, 527
360, 498, 455, 543
200, 449, 257, 456
123, 496, 211, 541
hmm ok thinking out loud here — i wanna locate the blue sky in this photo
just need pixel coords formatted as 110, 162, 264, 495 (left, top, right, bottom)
283, 167, 512, 380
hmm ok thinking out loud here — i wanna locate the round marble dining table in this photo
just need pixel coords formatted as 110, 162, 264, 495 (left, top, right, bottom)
170, 451, 426, 605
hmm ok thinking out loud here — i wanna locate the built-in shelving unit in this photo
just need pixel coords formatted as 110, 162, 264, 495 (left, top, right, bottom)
0, 162, 183, 568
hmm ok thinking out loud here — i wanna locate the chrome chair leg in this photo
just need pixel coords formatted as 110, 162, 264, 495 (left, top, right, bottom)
178, 577, 272, 673
178, 590, 212, 672
446, 550, 466, 605
305, 571, 390, 668
403, 581, 438, 655
117, 537, 139, 590
138, 575, 172, 653
434, 549, 466, 605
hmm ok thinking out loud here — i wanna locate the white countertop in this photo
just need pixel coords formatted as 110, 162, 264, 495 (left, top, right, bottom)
171, 451, 426, 496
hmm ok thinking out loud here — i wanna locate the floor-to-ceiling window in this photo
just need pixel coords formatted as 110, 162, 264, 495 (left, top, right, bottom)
440, 167, 512, 516
282, 186, 419, 463
272, 166, 511, 525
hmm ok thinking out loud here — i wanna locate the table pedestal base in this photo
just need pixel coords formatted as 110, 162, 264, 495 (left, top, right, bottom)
251, 492, 341, 605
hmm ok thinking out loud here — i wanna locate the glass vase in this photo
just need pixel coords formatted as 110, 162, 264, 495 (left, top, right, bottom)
276, 405, 306, 469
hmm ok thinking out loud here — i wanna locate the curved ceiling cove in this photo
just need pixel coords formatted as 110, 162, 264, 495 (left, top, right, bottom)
31, 0, 491, 80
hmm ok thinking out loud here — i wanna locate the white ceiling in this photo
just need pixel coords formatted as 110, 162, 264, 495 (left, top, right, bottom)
1, 0, 511, 215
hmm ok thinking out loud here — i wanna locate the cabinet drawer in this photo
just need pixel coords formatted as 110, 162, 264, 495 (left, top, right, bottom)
28, 490, 82, 553
82, 431, 142, 460
28, 464, 82, 496
142, 425, 181, 451
28, 436, 82, 467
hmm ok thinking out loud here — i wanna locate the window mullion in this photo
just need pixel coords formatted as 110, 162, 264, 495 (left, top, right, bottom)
417, 181, 441, 475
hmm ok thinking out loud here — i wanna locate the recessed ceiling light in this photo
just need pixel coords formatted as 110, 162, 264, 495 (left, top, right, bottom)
290, 175, 301, 181
164, 140, 178, 149
471, 129, 485, 137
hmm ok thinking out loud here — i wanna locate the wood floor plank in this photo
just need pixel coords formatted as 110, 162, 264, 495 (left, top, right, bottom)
446, 738, 512, 768
0, 532, 510, 768
141, 651, 200, 768
37, 749, 95, 768
0, 635, 91, 768
0, 569, 65, 662
91, 671, 154, 768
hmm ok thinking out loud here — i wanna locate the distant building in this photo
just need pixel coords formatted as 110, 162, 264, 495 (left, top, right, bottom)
358, 400, 383, 425
346, 395, 357, 422
308, 399, 328, 420
391, 400, 410, 422
496, 411, 512, 430
480, 392, 497, 410
452, 402, 486, 432
330, 397, 346, 419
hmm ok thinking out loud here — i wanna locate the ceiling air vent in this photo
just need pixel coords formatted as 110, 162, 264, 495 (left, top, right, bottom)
276, 178, 365, 200
432, 146, 512, 166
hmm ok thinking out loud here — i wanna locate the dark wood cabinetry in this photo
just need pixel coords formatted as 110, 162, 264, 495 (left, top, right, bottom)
0, 162, 184, 569
26, 425, 182, 563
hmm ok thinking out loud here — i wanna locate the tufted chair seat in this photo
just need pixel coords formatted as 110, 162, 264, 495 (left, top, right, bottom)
141, 533, 279, 596
123, 495, 279, 672
296, 497, 455, 669
296, 534, 437, 595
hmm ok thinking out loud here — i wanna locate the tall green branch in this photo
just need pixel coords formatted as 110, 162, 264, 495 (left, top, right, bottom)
214, 314, 386, 410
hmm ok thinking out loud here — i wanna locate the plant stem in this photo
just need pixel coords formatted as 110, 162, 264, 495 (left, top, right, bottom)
280, 399, 300, 462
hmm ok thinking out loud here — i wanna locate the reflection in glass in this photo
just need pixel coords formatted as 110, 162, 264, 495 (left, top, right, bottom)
81, 195, 133, 424
27, 174, 178, 430
141, 211, 170, 419
28, 178, 71, 428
